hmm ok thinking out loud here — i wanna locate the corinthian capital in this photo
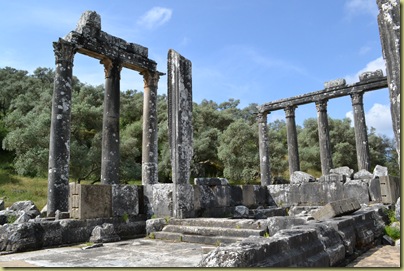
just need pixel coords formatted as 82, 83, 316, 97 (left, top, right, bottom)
284, 105, 297, 118
256, 112, 268, 123
141, 71, 160, 88
53, 39, 76, 65
101, 58, 122, 79
315, 99, 328, 113
350, 92, 364, 106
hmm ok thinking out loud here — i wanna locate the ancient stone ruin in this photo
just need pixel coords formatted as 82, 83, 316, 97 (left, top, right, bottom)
0, 1, 400, 267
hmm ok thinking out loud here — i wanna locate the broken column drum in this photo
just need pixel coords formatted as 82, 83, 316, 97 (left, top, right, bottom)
101, 58, 122, 184
257, 112, 271, 185
315, 99, 333, 175
47, 39, 76, 217
47, 10, 162, 216
168, 49, 194, 218
350, 92, 370, 171
284, 105, 300, 175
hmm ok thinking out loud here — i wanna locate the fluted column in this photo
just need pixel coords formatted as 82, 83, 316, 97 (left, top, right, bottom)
141, 71, 160, 185
284, 105, 300, 176
351, 92, 370, 171
47, 39, 76, 217
257, 112, 271, 185
315, 100, 333, 175
100, 58, 122, 184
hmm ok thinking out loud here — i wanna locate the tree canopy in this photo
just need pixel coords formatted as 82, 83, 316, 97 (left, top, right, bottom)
0, 66, 399, 184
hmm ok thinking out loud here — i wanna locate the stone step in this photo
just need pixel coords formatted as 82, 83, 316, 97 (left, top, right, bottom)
162, 224, 266, 238
168, 218, 267, 230
152, 231, 244, 246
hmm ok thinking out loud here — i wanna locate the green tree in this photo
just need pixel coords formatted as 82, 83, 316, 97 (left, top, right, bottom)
218, 119, 259, 183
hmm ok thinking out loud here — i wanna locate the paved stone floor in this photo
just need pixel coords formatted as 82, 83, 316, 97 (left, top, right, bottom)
0, 238, 401, 268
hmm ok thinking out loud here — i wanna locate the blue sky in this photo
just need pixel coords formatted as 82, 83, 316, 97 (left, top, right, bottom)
0, 0, 393, 137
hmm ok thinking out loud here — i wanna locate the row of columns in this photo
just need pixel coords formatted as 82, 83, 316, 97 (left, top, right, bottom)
258, 92, 370, 185
47, 39, 160, 216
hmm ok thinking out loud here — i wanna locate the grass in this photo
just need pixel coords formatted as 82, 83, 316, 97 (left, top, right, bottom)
0, 169, 48, 210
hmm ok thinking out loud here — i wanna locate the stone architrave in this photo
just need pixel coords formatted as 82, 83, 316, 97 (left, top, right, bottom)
315, 100, 333, 175
350, 92, 370, 171
100, 58, 122, 184
257, 112, 271, 186
284, 106, 300, 175
168, 49, 194, 218
377, 0, 400, 165
47, 39, 76, 217
141, 71, 160, 185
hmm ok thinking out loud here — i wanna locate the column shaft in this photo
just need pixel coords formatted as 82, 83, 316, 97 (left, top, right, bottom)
100, 58, 121, 184
377, 0, 400, 165
315, 100, 333, 175
351, 92, 370, 171
141, 71, 159, 185
285, 106, 300, 176
257, 112, 271, 185
47, 39, 76, 217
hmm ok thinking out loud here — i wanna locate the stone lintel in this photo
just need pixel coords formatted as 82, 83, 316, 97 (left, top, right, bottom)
64, 31, 156, 73
324, 78, 346, 89
359, 69, 384, 82
257, 76, 387, 113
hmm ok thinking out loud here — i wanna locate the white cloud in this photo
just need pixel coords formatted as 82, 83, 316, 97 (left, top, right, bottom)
344, 0, 378, 18
346, 103, 393, 137
359, 45, 371, 55
345, 56, 386, 83
137, 7, 172, 29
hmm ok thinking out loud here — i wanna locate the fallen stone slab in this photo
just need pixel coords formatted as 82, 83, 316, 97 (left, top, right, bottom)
89, 223, 120, 243
312, 198, 361, 221
329, 166, 354, 179
290, 171, 316, 184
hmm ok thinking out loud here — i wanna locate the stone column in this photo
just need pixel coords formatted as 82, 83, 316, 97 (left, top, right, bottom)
315, 100, 333, 175
168, 49, 194, 218
47, 39, 76, 217
100, 58, 122, 184
377, 0, 400, 165
141, 70, 160, 185
351, 92, 371, 171
284, 106, 300, 176
257, 112, 271, 185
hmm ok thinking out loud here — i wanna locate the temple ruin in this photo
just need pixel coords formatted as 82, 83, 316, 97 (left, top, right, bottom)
0, 0, 399, 267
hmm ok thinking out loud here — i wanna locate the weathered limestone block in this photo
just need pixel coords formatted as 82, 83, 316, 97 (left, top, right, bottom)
14, 212, 31, 224
368, 178, 382, 202
0, 223, 44, 252
251, 207, 287, 219
9, 200, 40, 219
194, 178, 228, 186
312, 198, 361, 221
112, 184, 139, 217
240, 185, 268, 208
213, 185, 231, 207
290, 171, 316, 184
146, 218, 167, 235
379, 175, 401, 204
324, 78, 346, 89
199, 228, 329, 267
233, 205, 249, 218
69, 183, 112, 219
299, 182, 344, 206
267, 184, 295, 207
353, 169, 373, 179
89, 223, 120, 243
151, 184, 173, 217
359, 69, 384, 81
229, 186, 243, 206
173, 184, 195, 218
288, 206, 319, 217
324, 216, 357, 256
329, 166, 354, 179
343, 180, 369, 204
373, 164, 388, 177
294, 223, 345, 267
266, 216, 306, 236
193, 185, 216, 210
